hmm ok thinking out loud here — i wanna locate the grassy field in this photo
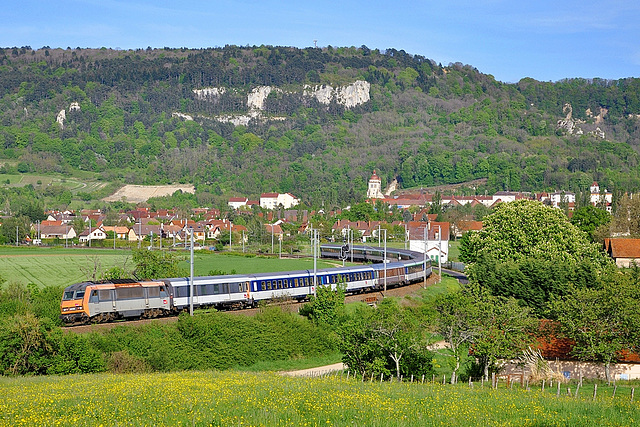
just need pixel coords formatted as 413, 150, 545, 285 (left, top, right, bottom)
0, 246, 346, 288
1, 370, 638, 426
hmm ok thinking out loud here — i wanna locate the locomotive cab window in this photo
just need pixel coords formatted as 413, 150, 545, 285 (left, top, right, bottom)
89, 290, 98, 303
63, 291, 75, 300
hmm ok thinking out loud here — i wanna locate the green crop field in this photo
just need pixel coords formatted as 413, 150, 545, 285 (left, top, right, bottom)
0, 247, 345, 288
1, 370, 638, 426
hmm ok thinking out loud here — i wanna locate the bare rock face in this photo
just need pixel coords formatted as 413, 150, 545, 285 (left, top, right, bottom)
69, 102, 81, 112
303, 80, 370, 107
172, 112, 194, 121
557, 103, 606, 138
56, 110, 66, 129
192, 87, 226, 100
590, 127, 605, 139
188, 80, 370, 125
248, 86, 281, 110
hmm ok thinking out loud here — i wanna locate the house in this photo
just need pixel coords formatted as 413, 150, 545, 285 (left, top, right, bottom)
40, 225, 76, 240
453, 220, 483, 238
205, 219, 232, 239
590, 181, 613, 212
408, 221, 450, 263
548, 191, 576, 209
228, 197, 249, 210
101, 226, 130, 239
260, 192, 300, 210
265, 223, 284, 240
78, 227, 107, 243
604, 238, 640, 268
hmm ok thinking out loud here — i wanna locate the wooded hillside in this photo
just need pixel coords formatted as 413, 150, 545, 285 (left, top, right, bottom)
2, 45, 640, 207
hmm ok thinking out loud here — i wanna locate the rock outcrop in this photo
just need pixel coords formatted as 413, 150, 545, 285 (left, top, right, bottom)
185, 80, 371, 125
303, 80, 370, 107
172, 112, 194, 121
556, 103, 605, 139
193, 87, 226, 100
56, 109, 66, 129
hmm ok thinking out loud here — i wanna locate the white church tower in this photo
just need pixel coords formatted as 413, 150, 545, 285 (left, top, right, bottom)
367, 170, 384, 199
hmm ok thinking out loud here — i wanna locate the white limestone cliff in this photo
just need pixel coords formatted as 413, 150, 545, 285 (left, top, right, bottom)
557, 103, 605, 138
56, 110, 66, 129
193, 87, 226, 100
172, 112, 194, 121
303, 80, 370, 107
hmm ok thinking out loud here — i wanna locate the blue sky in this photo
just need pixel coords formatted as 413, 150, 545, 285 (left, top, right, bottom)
2, 0, 639, 83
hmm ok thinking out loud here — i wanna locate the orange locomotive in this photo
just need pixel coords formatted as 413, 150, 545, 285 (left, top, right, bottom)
60, 279, 171, 324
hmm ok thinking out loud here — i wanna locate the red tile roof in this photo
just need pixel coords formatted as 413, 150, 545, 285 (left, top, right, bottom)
606, 238, 640, 259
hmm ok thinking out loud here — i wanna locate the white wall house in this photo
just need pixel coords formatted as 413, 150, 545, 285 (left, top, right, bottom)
408, 222, 450, 263
260, 192, 300, 210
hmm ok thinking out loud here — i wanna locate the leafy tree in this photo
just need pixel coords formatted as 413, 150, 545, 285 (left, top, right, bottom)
371, 298, 428, 380
0, 215, 31, 244
299, 280, 345, 327
0, 313, 56, 375
470, 287, 537, 381
463, 200, 612, 312
430, 290, 478, 383
549, 274, 640, 383
132, 249, 185, 280
338, 301, 433, 379
570, 205, 610, 241
337, 305, 387, 376
610, 193, 640, 237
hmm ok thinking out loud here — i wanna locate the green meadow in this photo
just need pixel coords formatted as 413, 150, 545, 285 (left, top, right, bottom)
0, 246, 342, 288
1, 370, 638, 427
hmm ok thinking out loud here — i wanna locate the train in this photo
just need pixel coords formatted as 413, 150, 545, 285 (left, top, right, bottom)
60, 244, 432, 325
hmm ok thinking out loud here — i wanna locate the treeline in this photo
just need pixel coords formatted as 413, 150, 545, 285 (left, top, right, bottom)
2, 45, 640, 207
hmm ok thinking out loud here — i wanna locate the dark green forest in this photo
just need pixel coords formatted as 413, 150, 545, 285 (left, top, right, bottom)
2, 45, 640, 208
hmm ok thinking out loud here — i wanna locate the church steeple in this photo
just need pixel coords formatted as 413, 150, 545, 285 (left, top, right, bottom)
367, 170, 383, 199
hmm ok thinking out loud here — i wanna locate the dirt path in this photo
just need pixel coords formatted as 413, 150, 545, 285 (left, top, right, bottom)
279, 363, 345, 377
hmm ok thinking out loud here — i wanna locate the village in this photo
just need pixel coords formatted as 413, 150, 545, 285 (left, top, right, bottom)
21, 173, 634, 268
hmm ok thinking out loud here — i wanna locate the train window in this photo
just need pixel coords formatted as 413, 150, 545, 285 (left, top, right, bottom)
294, 278, 298, 287
160, 286, 168, 298
261, 281, 265, 291
63, 291, 75, 300
148, 287, 160, 298
89, 290, 98, 303
116, 287, 144, 300
176, 287, 190, 298
267, 281, 272, 290
278, 280, 283, 289
99, 290, 111, 301
76, 290, 85, 299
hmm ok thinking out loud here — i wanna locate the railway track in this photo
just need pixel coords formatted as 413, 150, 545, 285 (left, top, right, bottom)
64, 275, 441, 333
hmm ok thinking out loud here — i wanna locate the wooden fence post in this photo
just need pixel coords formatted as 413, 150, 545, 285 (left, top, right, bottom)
631, 388, 635, 402
593, 383, 598, 401
556, 381, 561, 397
